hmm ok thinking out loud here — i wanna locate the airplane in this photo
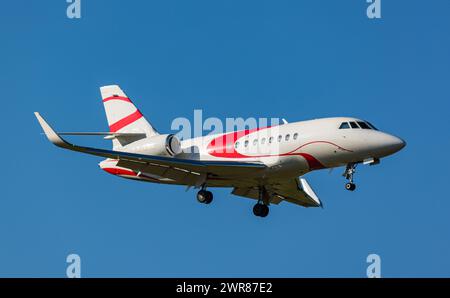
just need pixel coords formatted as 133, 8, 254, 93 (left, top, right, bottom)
35, 85, 406, 217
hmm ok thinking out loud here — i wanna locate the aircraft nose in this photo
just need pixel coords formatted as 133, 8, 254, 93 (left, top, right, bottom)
398, 137, 406, 150
386, 134, 406, 153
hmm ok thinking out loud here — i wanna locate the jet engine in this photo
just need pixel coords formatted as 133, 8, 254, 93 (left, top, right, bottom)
130, 134, 182, 157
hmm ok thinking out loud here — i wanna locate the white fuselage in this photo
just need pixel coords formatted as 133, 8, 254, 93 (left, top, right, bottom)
99, 117, 405, 184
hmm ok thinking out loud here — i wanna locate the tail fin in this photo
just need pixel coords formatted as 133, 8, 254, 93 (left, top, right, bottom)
100, 85, 158, 149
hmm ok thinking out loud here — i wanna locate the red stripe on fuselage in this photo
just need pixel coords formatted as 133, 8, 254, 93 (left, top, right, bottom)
207, 126, 272, 158
206, 128, 335, 170
296, 153, 324, 170
286, 141, 353, 154
109, 109, 143, 132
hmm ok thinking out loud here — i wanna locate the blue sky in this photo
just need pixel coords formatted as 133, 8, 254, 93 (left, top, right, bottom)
1, 0, 449, 277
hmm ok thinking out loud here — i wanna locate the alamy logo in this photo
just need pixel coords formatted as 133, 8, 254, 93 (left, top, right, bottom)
366, 0, 381, 19
366, 253, 381, 278
171, 109, 282, 155
66, 253, 81, 278
66, 0, 81, 19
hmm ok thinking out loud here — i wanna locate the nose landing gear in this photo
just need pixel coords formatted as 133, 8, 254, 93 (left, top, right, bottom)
343, 163, 357, 191
345, 182, 356, 191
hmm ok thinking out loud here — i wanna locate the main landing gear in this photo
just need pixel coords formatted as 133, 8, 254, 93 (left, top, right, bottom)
197, 189, 213, 204
253, 187, 270, 217
343, 163, 357, 191
253, 203, 269, 217
195, 185, 270, 218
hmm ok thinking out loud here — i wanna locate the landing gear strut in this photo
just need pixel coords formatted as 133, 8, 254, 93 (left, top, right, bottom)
343, 163, 357, 191
253, 187, 270, 217
197, 188, 213, 204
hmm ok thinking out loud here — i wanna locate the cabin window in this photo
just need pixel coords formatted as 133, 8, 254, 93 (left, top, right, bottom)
269, 137, 274, 143
244, 140, 249, 147
349, 122, 359, 129
357, 121, 371, 129
339, 122, 350, 129
253, 139, 258, 146
285, 134, 290, 141
293, 133, 298, 140
235, 142, 239, 148
261, 138, 266, 144
277, 135, 282, 142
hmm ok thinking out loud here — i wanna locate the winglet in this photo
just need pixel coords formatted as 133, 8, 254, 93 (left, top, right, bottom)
34, 112, 69, 148
299, 178, 322, 207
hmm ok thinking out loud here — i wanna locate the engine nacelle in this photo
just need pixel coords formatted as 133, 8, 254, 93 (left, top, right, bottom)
130, 134, 182, 157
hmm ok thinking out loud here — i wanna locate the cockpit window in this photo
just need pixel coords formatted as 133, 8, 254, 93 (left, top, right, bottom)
357, 121, 371, 129
349, 121, 359, 129
339, 122, 350, 129
341, 120, 378, 130
365, 121, 378, 130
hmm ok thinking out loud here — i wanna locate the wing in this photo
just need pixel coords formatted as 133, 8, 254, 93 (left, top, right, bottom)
34, 112, 266, 180
232, 177, 322, 208
56, 132, 147, 141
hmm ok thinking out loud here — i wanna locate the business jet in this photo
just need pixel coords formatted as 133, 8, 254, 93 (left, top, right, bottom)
35, 85, 406, 217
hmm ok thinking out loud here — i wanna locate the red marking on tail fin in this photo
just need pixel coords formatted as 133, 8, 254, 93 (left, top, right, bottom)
109, 110, 143, 132
103, 96, 132, 103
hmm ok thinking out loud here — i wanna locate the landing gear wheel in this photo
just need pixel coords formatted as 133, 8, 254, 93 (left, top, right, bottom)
253, 203, 269, 217
260, 204, 269, 217
197, 190, 213, 204
345, 182, 356, 191
204, 191, 213, 204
